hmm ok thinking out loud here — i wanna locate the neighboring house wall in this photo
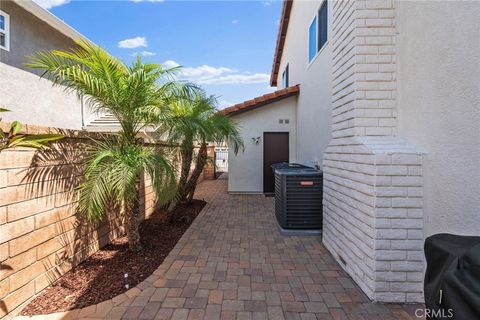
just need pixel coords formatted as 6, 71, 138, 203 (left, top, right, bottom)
0, 1, 86, 130
0, 124, 160, 318
275, 0, 332, 168
228, 98, 297, 193
0, 1, 75, 75
396, 1, 480, 238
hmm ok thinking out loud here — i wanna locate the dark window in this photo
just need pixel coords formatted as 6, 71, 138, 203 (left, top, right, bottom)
317, 1, 328, 52
282, 64, 289, 88
0, 10, 9, 51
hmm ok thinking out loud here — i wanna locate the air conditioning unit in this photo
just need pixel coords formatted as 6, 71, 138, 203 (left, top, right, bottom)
274, 166, 323, 230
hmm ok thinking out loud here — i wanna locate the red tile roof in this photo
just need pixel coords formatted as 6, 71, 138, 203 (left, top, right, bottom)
270, 0, 293, 87
221, 85, 300, 117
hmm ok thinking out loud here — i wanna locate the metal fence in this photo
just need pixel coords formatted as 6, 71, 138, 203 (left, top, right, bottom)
215, 149, 228, 173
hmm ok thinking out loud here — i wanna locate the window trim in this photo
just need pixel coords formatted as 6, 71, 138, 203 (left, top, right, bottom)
307, 0, 329, 66
308, 15, 317, 62
0, 10, 10, 52
282, 64, 289, 88
317, 0, 328, 53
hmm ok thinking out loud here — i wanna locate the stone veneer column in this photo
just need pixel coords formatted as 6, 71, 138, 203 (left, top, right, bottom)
322, 0, 425, 302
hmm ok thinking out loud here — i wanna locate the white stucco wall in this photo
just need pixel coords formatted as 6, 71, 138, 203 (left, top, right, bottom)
276, 0, 332, 168
396, 1, 480, 237
0, 62, 85, 129
228, 97, 297, 193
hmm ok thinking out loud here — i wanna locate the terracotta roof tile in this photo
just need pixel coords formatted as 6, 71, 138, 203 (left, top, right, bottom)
221, 85, 299, 117
270, 0, 293, 86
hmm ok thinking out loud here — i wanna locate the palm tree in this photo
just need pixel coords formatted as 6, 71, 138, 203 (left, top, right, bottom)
26, 40, 192, 251
158, 91, 243, 208
184, 110, 243, 202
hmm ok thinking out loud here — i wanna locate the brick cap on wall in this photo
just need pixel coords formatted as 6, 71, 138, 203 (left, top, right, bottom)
0, 121, 166, 145
327, 136, 427, 155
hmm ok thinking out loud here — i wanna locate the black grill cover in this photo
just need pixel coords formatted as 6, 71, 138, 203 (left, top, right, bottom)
424, 233, 480, 320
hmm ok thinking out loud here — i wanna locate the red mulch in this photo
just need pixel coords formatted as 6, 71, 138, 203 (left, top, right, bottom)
20, 200, 206, 316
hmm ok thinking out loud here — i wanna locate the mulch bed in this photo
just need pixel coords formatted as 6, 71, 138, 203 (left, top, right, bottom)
20, 200, 206, 316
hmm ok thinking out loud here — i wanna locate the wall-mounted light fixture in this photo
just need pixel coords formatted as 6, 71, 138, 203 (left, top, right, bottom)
251, 136, 261, 144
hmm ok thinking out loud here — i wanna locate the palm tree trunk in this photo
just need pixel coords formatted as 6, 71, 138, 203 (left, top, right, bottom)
124, 195, 142, 252
177, 145, 194, 202
167, 145, 194, 216
185, 142, 208, 203
124, 173, 143, 251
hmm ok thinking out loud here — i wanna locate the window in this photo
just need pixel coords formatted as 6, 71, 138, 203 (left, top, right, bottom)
317, 1, 328, 52
0, 10, 9, 51
308, 16, 317, 62
281, 64, 289, 88
308, 1, 328, 63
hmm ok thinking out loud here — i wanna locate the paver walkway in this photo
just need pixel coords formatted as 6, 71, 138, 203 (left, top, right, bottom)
17, 178, 423, 320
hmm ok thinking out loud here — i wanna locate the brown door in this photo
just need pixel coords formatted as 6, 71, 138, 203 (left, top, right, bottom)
263, 132, 289, 193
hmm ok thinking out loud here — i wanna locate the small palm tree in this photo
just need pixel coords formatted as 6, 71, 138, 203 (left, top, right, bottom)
78, 138, 176, 251
183, 103, 243, 202
159, 91, 243, 208
26, 40, 192, 251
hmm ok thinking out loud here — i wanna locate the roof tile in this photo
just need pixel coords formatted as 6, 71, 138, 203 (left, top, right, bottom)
221, 85, 299, 117
270, 0, 293, 86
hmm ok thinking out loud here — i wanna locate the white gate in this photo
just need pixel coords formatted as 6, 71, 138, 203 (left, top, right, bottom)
215, 148, 228, 173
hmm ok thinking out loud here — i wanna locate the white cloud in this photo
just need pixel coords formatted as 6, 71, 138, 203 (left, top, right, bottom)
34, 0, 70, 9
199, 73, 270, 85
265, 86, 277, 92
163, 60, 181, 69
130, 0, 165, 2
218, 99, 235, 108
118, 36, 148, 49
261, 1, 273, 7
232, 20, 239, 24
141, 51, 156, 56
162, 60, 269, 85
129, 51, 157, 57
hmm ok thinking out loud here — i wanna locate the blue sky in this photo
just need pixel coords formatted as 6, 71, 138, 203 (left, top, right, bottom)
37, 0, 282, 108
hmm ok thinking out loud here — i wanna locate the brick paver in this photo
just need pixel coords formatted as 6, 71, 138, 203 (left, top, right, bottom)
15, 178, 423, 319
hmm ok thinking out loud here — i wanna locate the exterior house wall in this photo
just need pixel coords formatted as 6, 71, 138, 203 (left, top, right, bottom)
276, 0, 332, 168
396, 1, 480, 238
228, 97, 297, 193
0, 1, 88, 130
322, 0, 425, 303
0, 123, 161, 318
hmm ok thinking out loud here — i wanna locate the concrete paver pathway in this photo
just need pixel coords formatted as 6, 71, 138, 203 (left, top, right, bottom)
17, 178, 423, 319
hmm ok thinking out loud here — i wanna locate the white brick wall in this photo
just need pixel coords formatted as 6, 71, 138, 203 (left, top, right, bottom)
323, 0, 425, 303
